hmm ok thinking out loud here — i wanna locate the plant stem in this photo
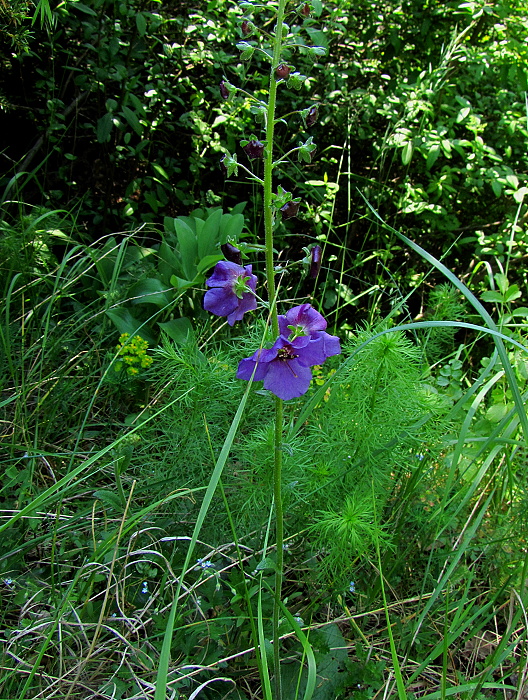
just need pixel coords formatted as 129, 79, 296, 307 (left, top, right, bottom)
262, 2, 288, 698
272, 395, 284, 699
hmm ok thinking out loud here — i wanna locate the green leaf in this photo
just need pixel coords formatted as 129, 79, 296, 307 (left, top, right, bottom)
74, 2, 98, 16
456, 106, 471, 122
121, 106, 143, 136
136, 12, 147, 36
174, 218, 198, 281
491, 179, 502, 197
236, 41, 255, 61
158, 318, 194, 344
105, 307, 156, 345
130, 278, 173, 308
152, 163, 170, 180
220, 213, 245, 243
481, 290, 505, 303
504, 284, 522, 303
96, 113, 113, 143
401, 140, 413, 165
169, 274, 194, 290
197, 254, 223, 275
426, 143, 440, 169
93, 489, 124, 510
197, 208, 222, 259
494, 273, 509, 295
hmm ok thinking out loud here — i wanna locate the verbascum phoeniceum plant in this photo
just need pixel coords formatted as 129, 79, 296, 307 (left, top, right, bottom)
155, 3, 338, 699
202, 2, 339, 697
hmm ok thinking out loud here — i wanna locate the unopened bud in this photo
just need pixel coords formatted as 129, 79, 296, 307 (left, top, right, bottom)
301, 3, 310, 16
221, 243, 242, 266
219, 80, 229, 100
280, 201, 300, 220
276, 63, 291, 79
243, 140, 265, 159
310, 245, 322, 278
306, 105, 318, 127
241, 20, 251, 36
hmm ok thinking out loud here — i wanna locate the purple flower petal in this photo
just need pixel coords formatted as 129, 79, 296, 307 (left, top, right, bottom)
312, 330, 341, 358
227, 291, 257, 326
295, 335, 328, 366
204, 286, 239, 317
278, 303, 327, 337
204, 261, 257, 324
263, 359, 313, 400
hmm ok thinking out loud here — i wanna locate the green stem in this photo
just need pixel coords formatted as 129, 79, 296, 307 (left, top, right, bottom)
272, 395, 284, 699
262, 3, 288, 699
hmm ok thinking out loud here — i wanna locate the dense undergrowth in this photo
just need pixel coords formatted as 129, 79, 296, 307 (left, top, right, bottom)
1, 0, 528, 699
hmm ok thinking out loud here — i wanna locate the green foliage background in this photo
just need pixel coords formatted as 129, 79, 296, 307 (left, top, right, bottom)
0, 0, 528, 698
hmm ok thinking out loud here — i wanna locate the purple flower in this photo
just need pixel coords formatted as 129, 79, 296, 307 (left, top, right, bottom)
237, 334, 328, 400
237, 304, 341, 400
279, 304, 341, 359
204, 261, 257, 326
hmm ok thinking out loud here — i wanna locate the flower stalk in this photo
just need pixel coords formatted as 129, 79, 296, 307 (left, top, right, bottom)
263, 3, 288, 697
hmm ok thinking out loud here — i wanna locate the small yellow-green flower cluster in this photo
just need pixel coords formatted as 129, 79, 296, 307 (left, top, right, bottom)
114, 333, 153, 376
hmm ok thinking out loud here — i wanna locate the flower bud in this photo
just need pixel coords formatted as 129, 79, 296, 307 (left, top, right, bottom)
241, 19, 251, 36
219, 80, 229, 100
276, 63, 291, 79
301, 3, 310, 16
243, 140, 265, 159
306, 105, 318, 127
280, 201, 300, 219
221, 243, 243, 266
310, 245, 322, 278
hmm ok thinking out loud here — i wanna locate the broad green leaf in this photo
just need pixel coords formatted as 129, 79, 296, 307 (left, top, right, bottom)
401, 140, 413, 165
504, 284, 522, 303
494, 273, 509, 294
136, 12, 147, 36
121, 106, 143, 136
481, 290, 505, 303
456, 106, 471, 122
93, 489, 124, 510
158, 318, 194, 344
220, 213, 245, 243
174, 218, 198, 281
96, 113, 113, 143
106, 307, 156, 345
426, 143, 440, 169
130, 278, 173, 308
491, 179, 502, 197
198, 208, 222, 258
170, 274, 195, 290
197, 253, 223, 275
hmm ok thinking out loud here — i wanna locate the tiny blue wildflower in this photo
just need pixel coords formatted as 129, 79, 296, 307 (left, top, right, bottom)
348, 581, 356, 594
197, 558, 214, 569
141, 581, 149, 594
4, 577, 13, 586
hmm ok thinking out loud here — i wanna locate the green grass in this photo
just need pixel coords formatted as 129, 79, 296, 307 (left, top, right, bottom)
1, 205, 527, 699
